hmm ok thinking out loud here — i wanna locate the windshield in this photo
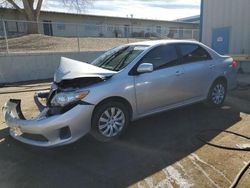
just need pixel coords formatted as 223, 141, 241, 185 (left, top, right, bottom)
91, 45, 149, 71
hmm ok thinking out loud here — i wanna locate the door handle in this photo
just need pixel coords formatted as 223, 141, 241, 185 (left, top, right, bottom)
175, 70, 183, 76
209, 64, 215, 69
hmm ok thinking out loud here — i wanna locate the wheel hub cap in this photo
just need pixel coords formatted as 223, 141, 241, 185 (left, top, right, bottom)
98, 107, 125, 137
212, 84, 225, 104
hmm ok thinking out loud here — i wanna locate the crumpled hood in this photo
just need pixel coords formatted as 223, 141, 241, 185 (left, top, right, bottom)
54, 57, 116, 83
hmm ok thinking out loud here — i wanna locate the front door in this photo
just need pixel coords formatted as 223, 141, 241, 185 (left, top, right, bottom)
134, 44, 185, 114
212, 27, 230, 55
124, 25, 130, 37
43, 20, 53, 36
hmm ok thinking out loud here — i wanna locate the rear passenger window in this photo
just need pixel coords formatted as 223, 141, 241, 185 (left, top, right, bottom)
179, 44, 212, 63
141, 45, 179, 70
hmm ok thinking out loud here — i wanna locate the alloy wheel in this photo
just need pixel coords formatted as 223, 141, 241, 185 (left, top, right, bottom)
98, 107, 125, 137
211, 84, 225, 104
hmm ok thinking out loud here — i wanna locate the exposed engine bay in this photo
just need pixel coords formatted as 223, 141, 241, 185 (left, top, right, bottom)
36, 57, 116, 114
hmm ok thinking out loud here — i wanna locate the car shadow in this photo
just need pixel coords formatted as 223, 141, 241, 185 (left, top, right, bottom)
0, 102, 243, 188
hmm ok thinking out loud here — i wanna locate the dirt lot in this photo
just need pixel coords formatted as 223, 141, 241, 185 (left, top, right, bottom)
0, 83, 250, 188
0, 34, 146, 53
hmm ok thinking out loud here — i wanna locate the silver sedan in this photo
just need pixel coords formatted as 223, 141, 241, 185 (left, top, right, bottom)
2, 40, 238, 147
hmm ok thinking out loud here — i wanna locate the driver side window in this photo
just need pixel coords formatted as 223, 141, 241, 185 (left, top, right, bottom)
140, 45, 179, 70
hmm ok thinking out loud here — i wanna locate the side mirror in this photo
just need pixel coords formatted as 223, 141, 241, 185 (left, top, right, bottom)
137, 63, 153, 74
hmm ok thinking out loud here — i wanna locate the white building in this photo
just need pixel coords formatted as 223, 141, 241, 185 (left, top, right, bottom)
200, 0, 250, 55
176, 15, 200, 24
0, 8, 199, 40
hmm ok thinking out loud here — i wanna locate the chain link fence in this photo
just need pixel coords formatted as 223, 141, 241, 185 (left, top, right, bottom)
0, 19, 199, 54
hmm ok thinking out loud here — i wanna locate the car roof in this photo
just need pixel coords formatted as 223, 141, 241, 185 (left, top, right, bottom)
129, 39, 202, 47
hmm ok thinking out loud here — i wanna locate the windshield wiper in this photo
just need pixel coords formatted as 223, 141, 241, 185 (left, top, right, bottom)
99, 47, 129, 68
113, 51, 133, 71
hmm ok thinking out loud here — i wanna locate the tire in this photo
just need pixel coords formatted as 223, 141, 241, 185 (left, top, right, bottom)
90, 101, 130, 142
206, 80, 227, 107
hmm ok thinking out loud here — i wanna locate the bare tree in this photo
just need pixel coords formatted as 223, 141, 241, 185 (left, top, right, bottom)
1, 0, 91, 34
63, 0, 92, 13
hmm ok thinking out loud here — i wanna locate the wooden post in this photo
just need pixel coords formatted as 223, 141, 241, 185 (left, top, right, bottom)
2, 19, 9, 54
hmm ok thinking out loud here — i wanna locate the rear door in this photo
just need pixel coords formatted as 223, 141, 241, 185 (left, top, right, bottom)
177, 43, 215, 99
134, 44, 186, 114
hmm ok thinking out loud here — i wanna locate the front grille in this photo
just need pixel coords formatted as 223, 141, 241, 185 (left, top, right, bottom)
21, 133, 48, 142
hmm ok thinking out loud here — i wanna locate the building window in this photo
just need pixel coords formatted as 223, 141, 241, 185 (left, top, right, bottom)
57, 23, 66, 31
156, 26, 161, 34
96, 24, 102, 32
107, 25, 114, 31
85, 24, 98, 31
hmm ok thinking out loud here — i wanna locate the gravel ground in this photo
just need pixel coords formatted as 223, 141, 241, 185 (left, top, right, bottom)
0, 34, 146, 54
0, 83, 249, 188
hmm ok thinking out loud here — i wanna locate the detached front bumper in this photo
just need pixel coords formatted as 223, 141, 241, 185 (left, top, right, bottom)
2, 97, 94, 147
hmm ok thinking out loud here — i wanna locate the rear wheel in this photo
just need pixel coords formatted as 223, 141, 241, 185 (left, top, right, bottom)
206, 80, 227, 107
91, 101, 129, 142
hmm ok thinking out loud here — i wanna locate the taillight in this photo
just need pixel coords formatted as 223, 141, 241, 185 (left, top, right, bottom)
231, 60, 238, 69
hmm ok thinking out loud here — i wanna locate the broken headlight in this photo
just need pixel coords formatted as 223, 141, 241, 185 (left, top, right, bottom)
50, 91, 89, 107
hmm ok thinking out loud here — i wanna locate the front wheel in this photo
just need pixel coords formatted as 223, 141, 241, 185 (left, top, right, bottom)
91, 101, 129, 142
206, 80, 227, 107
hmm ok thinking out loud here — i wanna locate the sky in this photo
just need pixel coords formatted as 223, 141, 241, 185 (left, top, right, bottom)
43, 0, 201, 21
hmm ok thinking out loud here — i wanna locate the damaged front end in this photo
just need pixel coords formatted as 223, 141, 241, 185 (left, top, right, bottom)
2, 86, 95, 147
2, 57, 116, 147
